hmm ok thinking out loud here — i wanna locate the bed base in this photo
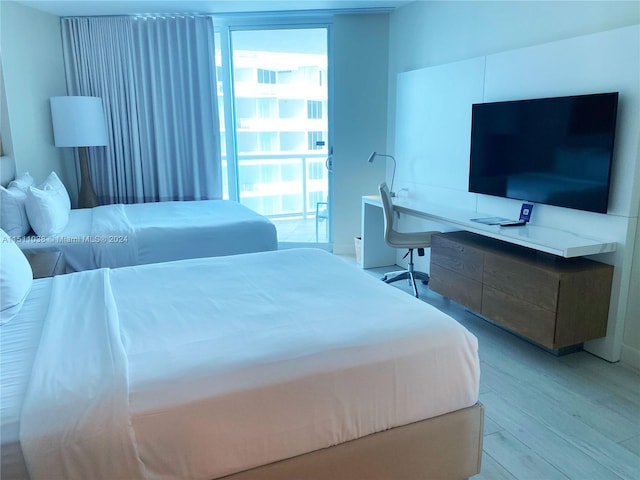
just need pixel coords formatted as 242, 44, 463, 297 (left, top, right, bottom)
3, 404, 483, 480
220, 402, 484, 480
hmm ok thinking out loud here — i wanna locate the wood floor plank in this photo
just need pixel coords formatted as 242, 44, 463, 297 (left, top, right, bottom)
559, 352, 640, 407
591, 392, 640, 442
481, 365, 639, 479
473, 452, 517, 480
478, 349, 639, 443
481, 390, 625, 480
483, 416, 502, 436
482, 430, 570, 480
620, 436, 640, 457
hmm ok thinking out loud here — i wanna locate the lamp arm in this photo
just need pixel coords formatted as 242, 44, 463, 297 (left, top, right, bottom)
389, 155, 396, 197
367, 151, 397, 197
378, 153, 397, 197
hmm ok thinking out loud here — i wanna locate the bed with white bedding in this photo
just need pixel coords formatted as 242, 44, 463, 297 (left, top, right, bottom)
15, 200, 277, 272
0, 158, 276, 272
1, 247, 483, 480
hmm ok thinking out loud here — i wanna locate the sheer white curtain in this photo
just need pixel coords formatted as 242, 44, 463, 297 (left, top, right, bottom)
61, 16, 222, 204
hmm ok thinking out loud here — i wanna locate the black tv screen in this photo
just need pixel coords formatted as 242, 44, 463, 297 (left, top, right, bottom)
468, 92, 619, 214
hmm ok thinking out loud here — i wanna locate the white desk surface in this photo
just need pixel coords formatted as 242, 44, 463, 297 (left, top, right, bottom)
362, 196, 617, 258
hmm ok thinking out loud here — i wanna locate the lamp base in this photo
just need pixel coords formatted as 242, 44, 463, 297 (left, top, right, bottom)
78, 146, 99, 209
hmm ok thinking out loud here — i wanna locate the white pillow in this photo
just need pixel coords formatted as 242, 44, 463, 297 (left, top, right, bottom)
1, 185, 31, 236
8, 171, 35, 191
0, 171, 35, 236
40, 171, 71, 210
25, 172, 71, 236
0, 228, 33, 325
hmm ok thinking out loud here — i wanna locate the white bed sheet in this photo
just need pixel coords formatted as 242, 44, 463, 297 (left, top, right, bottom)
15, 200, 277, 272
14, 249, 479, 480
122, 200, 277, 266
0, 280, 53, 480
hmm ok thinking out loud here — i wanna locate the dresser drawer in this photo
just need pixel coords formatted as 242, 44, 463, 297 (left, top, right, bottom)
431, 233, 484, 282
483, 252, 559, 311
482, 286, 556, 348
429, 231, 612, 351
429, 263, 483, 312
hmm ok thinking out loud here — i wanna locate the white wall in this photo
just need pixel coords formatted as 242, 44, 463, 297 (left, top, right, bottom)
624, 219, 640, 367
388, 1, 640, 367
0, 59, 12, 158
332, 13, 389, 254
0, 1, 77, 203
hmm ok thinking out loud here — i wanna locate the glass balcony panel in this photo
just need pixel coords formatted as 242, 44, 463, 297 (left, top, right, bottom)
229, 28, 329, 243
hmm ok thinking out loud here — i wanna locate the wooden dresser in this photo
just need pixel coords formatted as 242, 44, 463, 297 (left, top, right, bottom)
429, 231, 613, 350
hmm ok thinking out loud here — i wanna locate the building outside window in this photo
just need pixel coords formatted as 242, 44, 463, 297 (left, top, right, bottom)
307, 131, 324, 151
257, 68, 276, 84
220, 28, 329, 233
307, 100, 323, 119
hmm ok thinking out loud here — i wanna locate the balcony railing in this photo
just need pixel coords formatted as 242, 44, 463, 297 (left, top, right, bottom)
222, 152, 328, 219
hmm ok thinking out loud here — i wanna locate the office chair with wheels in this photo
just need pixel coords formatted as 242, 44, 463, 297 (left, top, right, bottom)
378, 182, 438, 298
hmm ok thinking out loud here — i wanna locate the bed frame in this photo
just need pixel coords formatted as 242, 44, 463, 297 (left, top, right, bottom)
222, 403, 484, 480
4, 403, 483, 479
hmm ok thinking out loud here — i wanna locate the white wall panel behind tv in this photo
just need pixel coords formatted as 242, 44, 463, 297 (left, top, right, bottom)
393, 25, 639, 362
394, 56, 484, 209
483, 25, 640, 218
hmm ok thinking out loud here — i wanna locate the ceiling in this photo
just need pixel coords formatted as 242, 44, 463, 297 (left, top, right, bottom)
17, 0, 410, 17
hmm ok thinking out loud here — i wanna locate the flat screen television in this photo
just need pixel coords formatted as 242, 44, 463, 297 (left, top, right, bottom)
468, 92, 619, 214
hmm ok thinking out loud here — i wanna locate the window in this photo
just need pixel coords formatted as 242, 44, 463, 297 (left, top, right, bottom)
257, 68, 276, 84
222, 26, 330, 240
307, 131, 324, 151
257, 98, 277, 118
308, 160, 324, 180
258, 132, 277, 151
307, 100, 323, 119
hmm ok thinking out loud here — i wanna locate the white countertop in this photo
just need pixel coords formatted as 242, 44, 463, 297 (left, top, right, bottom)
363, 195, 617, 258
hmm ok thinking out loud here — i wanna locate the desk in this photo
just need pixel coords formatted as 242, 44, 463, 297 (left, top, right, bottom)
361, 195, 617, 268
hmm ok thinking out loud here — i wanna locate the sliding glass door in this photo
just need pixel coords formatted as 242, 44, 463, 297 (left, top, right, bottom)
216, 26, 332, 246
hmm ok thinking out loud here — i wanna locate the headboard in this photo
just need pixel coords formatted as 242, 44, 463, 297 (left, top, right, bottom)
0, 156, 16, 187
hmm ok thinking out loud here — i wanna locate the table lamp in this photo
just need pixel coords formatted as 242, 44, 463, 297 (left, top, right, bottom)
367, 151, 396, 197
50, 96, 108, 208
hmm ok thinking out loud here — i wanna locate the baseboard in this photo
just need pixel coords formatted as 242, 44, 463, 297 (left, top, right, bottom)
620, 344, 640, 371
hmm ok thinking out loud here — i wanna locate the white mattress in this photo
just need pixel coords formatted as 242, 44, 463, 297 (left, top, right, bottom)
6, 249, 480, 480
16, 200, 277, 272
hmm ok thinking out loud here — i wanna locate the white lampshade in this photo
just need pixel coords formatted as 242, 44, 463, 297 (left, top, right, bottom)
50, 96, 108, 147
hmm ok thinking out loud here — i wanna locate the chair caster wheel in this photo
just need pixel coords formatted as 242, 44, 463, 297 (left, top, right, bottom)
382, 275, 388, 282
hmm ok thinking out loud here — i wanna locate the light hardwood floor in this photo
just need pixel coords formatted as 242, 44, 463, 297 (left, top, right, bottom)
350, 259, 640, 480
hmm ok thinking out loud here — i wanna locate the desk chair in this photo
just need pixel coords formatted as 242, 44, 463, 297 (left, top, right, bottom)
378, 182, 438, 298
315, 201, 329, 242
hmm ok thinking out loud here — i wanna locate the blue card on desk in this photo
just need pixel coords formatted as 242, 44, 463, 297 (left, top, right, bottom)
519, 203, 534, 222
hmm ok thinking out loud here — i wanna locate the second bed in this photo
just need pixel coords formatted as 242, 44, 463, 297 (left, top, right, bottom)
15, 200, 278, 272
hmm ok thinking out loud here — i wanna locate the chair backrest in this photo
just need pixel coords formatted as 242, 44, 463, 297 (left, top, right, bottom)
378, 182, 395, 244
